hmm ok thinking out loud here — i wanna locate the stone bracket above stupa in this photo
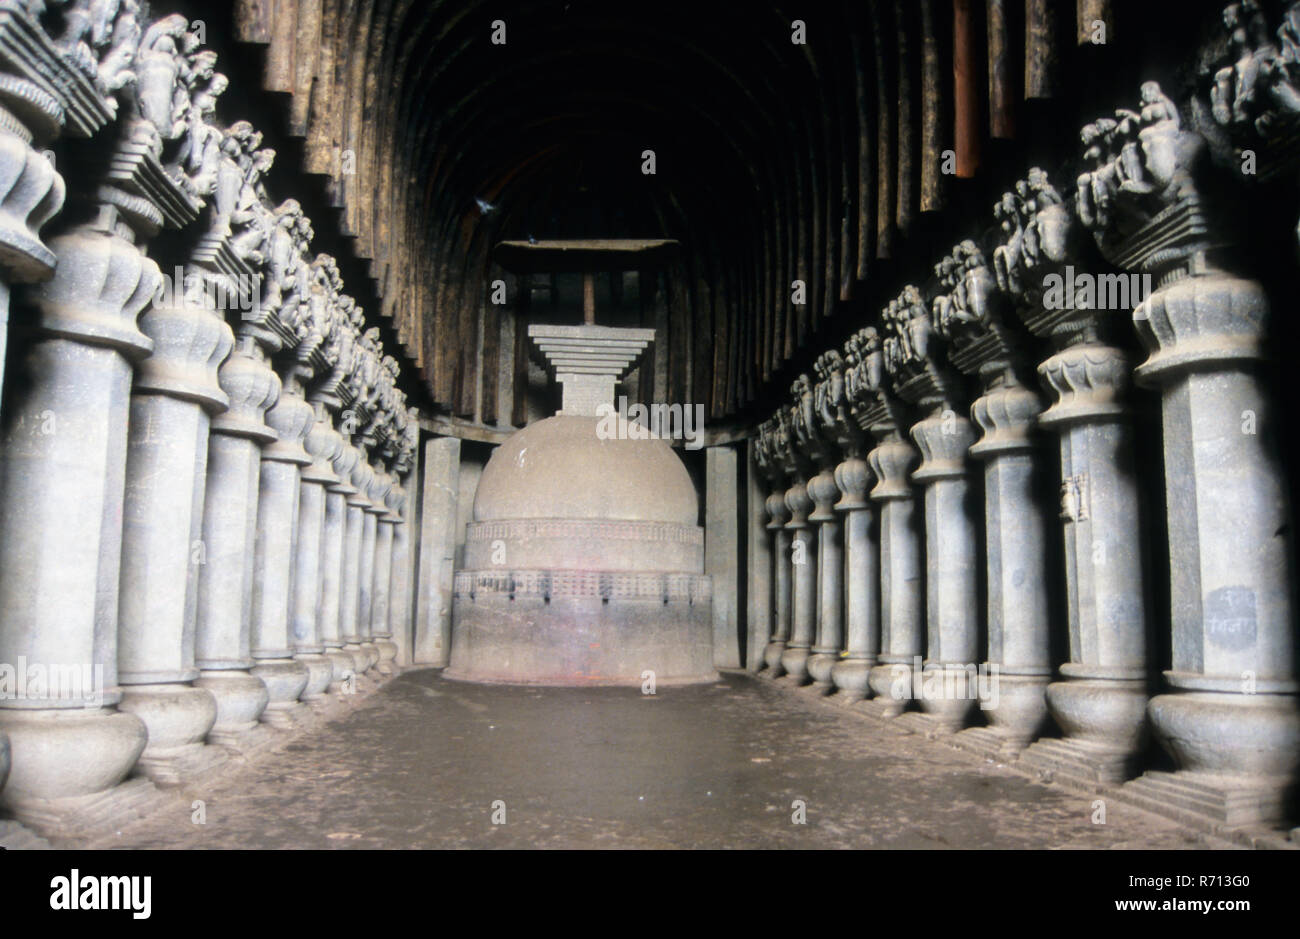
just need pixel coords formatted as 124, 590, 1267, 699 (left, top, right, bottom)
528, 324, 655, 417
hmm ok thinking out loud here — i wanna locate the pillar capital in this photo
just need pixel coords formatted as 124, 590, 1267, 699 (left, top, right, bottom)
1036, 342, 1132, 427
1132, 273, 1268, 384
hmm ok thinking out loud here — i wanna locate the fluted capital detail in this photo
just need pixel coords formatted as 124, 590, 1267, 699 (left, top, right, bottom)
806, 468, 840, 523
384, 479, 407, 521
867, 437, 919, 501
133, 294, 233, 412
833, 457, 872, 511
301, 416, 344, 485
24, 225, 159, 357
970, 383, 1045, 458
764, 490, 791, 530
262, 385, 313, 464
211, 343, 280, 441
783, 479, 813, 529
1037, 343, 1131, 427
910, 411, 976, 482
1133, 273, 1267, 385
330, 440, 361, 495
366, 466, 393, 514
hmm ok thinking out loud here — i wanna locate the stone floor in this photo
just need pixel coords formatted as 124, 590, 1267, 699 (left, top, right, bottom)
83, 669, 1219, 849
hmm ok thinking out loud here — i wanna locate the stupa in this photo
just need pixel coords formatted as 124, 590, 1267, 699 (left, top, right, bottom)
446, 241, 716, 685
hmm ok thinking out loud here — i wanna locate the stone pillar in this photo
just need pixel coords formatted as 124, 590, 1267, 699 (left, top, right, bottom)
994, 162, 1151, 786
1024, 342, 1148, 782
745, 440, 773, 673
385, 463, 414, 669
1124, 272, 1298, 826
761, 485, 792, 678
413, 435, 460, 665
927, 239, 1054, 753
116, 276, 233, 784
323, 441, 361, 691
370, 468, 398, 675
866, 436, 923, 716
805, 466, 843, 692
830, 456, 878, 700
249, 371, 314, 726
357, 460, 382, 671
878, 285, 980, 732
909, 409, 980, 731
0, 221, 156, 831
705, 445, 742, 669
967, 382, 1052, 755
780, 478, 815, 683
291, 398, 343, 706
194, 336, 278, 746
340, 451, 369, 673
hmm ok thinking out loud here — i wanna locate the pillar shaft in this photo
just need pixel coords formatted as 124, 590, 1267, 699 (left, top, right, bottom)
1022, 341, 1150, 784
1126, 273, 1298, 825
116, 284, 232, 783
969, 383, 1053, 752
780, 479, 815, 683
867, 436, 922, 715
806, 466, 843, 690
249, 378, 314, 724
831, 456, 878, 699
0, 224, 155, 822
194, 341, 278, 744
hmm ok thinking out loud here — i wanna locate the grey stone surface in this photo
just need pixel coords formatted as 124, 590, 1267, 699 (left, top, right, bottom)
87, 670, 1212, 850
414, 436, 460, 665
705, 445, 741, 669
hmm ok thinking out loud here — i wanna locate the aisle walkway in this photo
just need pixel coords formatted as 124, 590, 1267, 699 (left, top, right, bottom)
92, 670, 1209, 849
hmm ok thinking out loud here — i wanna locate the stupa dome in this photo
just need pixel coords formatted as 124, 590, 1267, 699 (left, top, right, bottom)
473, 415, 698, 527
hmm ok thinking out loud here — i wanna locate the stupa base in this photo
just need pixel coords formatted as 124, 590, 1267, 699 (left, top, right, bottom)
448, 570, 716, 686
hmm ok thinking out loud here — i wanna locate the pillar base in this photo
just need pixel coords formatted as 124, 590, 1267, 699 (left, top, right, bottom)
761, 640, 787, 678
294, 652, 334, 702
374, 637, 399, 675
1121, 769, 1296, 830
1019, 737, 1145, 789
953, 726, 1021, 762
1044, 672, 1148, 759
324, 648, 357, 695
250, 658, 309, 727
982, 672, 1051, 753
0, 776, 160, 841
195, 670, 269, 741
830, 656, 874, 701
359, 641, 380, 671
916, 664, 981, 733
0, 707, 147, 810
342, 642, 368, 675
780, 646, 811, 685
208, 721, 279, 755
117, 683, 221, 787
806, 651, 837, 691
867, 662, 915, 717
1147, 689, 1300, 779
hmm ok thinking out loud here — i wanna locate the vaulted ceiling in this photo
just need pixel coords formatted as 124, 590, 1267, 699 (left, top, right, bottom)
221, 0, 1204, 430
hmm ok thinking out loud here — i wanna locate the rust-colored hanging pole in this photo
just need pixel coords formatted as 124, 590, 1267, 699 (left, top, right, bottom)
953, 0, 980, 178
919, 0, 945, 213
894, 0, 915, 236
869, 0, 895, 258
988, 0, 1015, 138
1076, 0, 1112, 45
1025, 0, 1060, 99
